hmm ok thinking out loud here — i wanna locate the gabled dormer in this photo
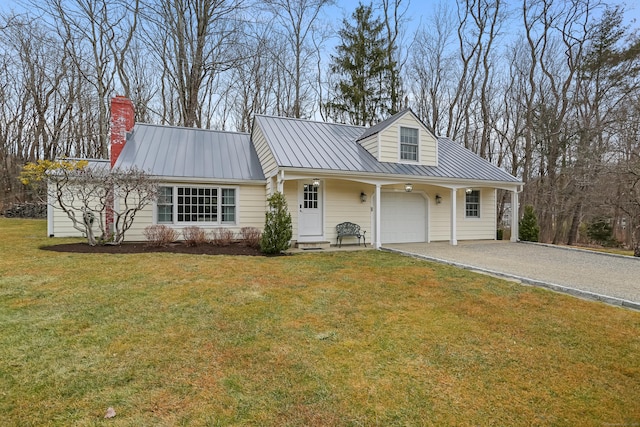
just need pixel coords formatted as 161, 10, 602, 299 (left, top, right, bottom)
357, 109, 438, 166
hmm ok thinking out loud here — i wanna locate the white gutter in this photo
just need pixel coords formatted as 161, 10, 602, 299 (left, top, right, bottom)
153, 176, 266, 185
278, 167, 523, 188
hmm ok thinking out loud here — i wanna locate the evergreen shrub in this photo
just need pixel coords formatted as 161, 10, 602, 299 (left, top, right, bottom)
519, 205, 539, 242
261, 192, 292, 254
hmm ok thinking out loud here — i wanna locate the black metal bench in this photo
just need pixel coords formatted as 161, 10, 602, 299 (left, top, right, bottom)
336, 222, 366, 247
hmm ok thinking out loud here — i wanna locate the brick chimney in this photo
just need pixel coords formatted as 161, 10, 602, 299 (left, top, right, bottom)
110, 96, 135, 168
107, 96, 134, 236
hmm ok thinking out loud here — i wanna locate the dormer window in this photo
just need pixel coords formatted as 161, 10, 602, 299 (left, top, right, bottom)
400, 127, 419, 161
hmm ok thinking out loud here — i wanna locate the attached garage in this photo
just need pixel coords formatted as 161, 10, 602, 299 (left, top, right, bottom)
380, 192, 427, 243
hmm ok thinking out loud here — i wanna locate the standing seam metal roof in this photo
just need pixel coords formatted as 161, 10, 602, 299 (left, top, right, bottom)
253, 115, 519, 183
114, 118, 519, 184
114, 123, 265, 181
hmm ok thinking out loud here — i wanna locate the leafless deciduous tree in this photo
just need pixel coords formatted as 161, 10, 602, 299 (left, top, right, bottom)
380, 0, 409, 114
409, 3, 457, 136
146, 0, 245, 127
261, 0, 334, 118
29, 0, 141, 157
21, 160, 158, 246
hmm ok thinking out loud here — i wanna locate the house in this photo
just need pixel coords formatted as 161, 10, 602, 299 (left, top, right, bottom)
48, 96, 523, 248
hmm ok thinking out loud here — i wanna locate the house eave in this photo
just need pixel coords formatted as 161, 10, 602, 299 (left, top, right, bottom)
153, 175, 266, 185
277, 167, 522, 189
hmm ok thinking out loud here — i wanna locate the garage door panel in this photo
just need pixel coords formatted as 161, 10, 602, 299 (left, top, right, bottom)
381, 192, 426, 243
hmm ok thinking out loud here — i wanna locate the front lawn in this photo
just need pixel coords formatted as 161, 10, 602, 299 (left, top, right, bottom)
1, 218, 639, 426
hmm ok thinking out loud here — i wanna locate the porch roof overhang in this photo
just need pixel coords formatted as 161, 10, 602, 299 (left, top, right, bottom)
276, 167, 523, 192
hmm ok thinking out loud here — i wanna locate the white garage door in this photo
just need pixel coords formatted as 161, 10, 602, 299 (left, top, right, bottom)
380, 192, 427, 243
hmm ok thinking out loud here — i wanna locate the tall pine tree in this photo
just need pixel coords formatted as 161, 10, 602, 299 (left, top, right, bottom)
326, 4, 393, 126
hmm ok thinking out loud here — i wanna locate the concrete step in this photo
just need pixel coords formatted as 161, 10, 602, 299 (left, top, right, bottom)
296, 241, 331, 250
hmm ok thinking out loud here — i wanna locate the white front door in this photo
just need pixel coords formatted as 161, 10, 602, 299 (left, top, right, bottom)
298, 181, 323, 241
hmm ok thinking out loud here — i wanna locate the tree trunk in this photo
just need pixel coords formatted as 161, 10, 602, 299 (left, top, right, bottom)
567, 201, 582, 246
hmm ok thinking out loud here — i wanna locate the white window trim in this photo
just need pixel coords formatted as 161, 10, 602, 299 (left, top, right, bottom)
156, 186, 174, 223
398, 125, 420, 163
154, 184, 240, 226
465, 189, 481, 219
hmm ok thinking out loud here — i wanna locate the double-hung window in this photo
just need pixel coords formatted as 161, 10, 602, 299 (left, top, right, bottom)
157, 186, 173, 223
157, 185, 236, 224
220, 188, 236, 223
465, 190, 480, 218
400, 127, 419, 161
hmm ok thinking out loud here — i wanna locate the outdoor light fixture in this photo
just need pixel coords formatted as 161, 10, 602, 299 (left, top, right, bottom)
360, 192, 367, 203
405, 183, 413, 192
435, 194, 442, 204
312, 178, 320, 187
466, 188, 473, 194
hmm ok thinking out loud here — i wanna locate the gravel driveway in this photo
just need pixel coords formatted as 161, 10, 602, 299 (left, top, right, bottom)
383, 241, 640, 310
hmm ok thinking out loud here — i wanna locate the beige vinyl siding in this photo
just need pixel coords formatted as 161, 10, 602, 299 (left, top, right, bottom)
125, 183, 267, 242
283, 180, 299, 240
121, 203, 154, 241
239, 184, 268, 229
284, 179, 373, 245
52, 206, 101, 237
456, 188, 496, 240
324, 179, 373, 245
252, 125, 278, 177
50, 184, 103, 238
378, 112, 437, 166
358, 134, 379, 159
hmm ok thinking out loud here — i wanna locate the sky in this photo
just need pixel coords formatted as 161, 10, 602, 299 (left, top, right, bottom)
323, 0, 640, 44
1, 0, 638, 71
1, 0, 638, 37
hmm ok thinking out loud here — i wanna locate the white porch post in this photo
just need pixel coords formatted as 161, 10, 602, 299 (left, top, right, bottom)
511, 190, 519, 242
375, 184, 381, 249
450, 188, 458, 245
277, 169, 285, 193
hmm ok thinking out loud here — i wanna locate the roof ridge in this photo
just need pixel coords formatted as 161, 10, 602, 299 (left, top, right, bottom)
135, 122, 250, 136
59, 157, 109, 162
254, 114, 365, 130
356, 108, 415, 141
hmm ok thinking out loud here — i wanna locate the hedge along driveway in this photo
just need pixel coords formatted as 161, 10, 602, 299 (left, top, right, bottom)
384, 241, 640, 310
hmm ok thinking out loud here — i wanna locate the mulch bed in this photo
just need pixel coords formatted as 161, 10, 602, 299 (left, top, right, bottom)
40, 242, 266, 256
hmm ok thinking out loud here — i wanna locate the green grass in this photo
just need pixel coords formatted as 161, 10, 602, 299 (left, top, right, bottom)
576, 246, 635, 257
1, 218, 639, 426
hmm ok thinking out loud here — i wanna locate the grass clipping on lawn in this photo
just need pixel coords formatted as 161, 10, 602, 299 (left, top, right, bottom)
1, 218, 639, 426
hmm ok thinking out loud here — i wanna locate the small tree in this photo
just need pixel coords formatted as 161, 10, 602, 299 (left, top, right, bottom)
260, 192, 292, 254
610, 159, 640, 257
519, 205, 540, 242
586, 216, 616, 246
21, 159, 158, 246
